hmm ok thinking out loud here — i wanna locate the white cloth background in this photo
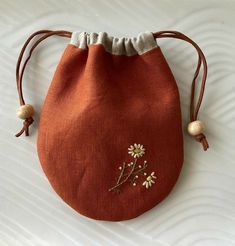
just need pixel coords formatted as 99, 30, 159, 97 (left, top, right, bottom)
0, 0, 235, 245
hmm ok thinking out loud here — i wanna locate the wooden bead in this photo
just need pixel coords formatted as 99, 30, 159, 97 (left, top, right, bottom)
17, 104, 34, 119
187, 120, 205, 136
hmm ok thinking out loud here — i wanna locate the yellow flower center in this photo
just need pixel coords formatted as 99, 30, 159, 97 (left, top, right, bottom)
147, 176, 152, 182
134, 148, 141, 154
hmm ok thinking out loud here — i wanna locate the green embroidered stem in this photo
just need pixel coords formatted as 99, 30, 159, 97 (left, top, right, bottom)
109, 158, 137, 192
117, 162, 126, 184
122, 162, 147, 179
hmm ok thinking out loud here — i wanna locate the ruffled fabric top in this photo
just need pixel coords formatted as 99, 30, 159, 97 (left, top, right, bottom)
70, 31, 158, 56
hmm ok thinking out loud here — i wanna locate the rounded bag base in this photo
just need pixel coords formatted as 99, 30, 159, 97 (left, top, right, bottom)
41, 157, 183, 221
38, 137, 183, 221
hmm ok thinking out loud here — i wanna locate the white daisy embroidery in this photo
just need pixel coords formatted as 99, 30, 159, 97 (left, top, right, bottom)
109, 144, 157, 193
142, 172, 156, 189
128, 143, 145, 158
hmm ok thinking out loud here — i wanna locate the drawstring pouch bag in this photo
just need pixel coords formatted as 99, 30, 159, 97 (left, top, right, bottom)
15, 30, 209, 221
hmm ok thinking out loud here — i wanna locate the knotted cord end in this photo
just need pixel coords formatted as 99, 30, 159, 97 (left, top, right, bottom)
187, 120, 209, 151
194, 133, 209, 151
15, 117, 34, 137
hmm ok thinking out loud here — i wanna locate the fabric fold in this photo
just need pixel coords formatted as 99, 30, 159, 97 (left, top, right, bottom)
70, 31, 158, 56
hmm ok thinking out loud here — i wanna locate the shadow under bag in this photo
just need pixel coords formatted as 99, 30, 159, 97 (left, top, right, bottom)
15, 30, 209, 221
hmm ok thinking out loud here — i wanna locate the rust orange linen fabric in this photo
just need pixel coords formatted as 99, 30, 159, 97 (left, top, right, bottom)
37, 43, 184, 221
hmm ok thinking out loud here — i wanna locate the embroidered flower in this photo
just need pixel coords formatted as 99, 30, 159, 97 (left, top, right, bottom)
142, 172, 156, 189
128, 143, 145, 158
109, 144, 157, 193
